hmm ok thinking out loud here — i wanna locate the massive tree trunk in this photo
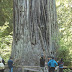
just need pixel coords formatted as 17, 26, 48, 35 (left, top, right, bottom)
12, 0, 58, 67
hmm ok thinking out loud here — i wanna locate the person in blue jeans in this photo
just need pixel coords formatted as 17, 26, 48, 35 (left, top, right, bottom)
48, 57, 58, 72
8, 57, 13, 72
58, 58, 64, 72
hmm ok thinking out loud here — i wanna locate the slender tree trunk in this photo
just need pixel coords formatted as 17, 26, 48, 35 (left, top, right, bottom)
12, 0, 58, 68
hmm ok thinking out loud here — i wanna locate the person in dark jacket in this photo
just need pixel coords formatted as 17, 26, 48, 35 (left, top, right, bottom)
58, 58, 64, 72
8, 57, 13, 72
2, 59, 5, 65
40, 54, 45, 72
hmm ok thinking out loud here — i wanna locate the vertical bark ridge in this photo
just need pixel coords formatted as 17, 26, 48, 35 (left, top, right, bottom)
12, 0, 58, 67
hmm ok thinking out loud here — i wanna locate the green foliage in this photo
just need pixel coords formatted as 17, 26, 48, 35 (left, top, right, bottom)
63, 69, 71, 72
56, 0, 72, 66
0, 35, 13, 62
57, 46, 71, 66
0, 0, 13, 62
0, 0, 13, 37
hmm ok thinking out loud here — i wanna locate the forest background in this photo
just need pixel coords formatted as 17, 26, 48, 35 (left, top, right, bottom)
0, 0, 72, 66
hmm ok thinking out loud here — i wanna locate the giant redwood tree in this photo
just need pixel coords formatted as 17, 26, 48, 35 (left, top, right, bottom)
12, 0, 58, 67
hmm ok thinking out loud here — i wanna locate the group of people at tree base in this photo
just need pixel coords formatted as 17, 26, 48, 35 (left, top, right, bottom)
0, 55, 64, 72
40, 54, 64, 72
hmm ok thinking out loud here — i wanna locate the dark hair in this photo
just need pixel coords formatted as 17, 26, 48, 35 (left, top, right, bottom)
52, 57, 54, 59
61, 58, 63, 61
10, 57, 12, 59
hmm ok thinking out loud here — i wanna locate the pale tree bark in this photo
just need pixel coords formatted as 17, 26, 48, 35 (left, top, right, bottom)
12, 0, 58, 68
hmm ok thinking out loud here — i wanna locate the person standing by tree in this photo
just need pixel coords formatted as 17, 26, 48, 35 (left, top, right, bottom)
0, 56, 5, 72
58, 58, 64, 72
2, 59, 5, 66
40, 54, 45, 72
48, 57, 58, 72
8, 57, 13, 72
2, 58, 5, 72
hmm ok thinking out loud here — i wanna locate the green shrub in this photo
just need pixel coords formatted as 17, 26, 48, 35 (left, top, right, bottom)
63, 69, 71, 72
57, 46, 71, 66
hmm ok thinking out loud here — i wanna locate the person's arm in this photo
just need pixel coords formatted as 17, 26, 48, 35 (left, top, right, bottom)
55, 61, 58, 66
48, 61, 51, 66
58, 61, 60, 66
11, 60, 14, 67
2, 59, 5, 65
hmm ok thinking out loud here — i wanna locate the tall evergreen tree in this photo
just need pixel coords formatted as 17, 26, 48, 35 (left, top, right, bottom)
12, 0, 58, 71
